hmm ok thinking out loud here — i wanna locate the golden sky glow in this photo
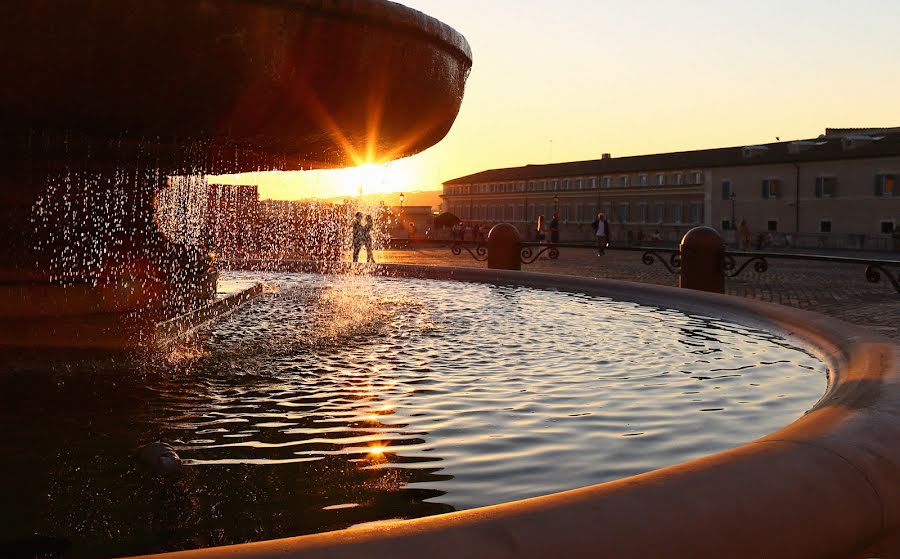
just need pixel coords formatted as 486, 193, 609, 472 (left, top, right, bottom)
212, 0, 900, 202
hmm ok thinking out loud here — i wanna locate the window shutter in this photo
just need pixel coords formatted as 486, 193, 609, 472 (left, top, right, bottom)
815, 178, 823, 198
876, 175, 884, 196
762, 180, 768, 198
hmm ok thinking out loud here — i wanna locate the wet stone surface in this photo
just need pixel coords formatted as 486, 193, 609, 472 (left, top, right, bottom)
0, 272, 826, 557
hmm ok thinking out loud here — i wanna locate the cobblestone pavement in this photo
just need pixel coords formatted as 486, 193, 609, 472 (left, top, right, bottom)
373, 246, 900, 340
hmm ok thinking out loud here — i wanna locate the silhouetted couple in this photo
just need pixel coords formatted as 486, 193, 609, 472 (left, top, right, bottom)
352, 212, 375, 263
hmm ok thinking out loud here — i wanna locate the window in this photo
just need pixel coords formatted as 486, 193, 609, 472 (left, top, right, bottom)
539, 180, 547, 191
721, 180, 733, 200
589, 177, 598, 189
551, 179, 558, 191
882, 221, 895, 235
655, 203, 665, 223
656, 173, 666, 186
690, 203, 703, 224
692, 171, 703, 184
722, 219, 733, 231
673, 173, 684, 186
619, 175, 631, 188
537, 205, 546, 218
762, 178, 781, 199
575, 204, 583, 222
527, 181, 535, 192
618, 203, 630, 223
575, 179, 583, 190
815, 177, 837, 198
517, 205, 525, 221
672, 203, 683, 223
638, 203, 648, 223
528, 204, 536, 221
876, 174, 896, 196
562, 205, 571, 222
820, 220, 832, 233
767, 220, 778, 232
562, 179, 570, 191
638, 174, 648, 187
602, 176, 612, 189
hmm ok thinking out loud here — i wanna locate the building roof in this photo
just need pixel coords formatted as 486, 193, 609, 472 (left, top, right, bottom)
443, 132, 900, 185
825, 126, 900, 137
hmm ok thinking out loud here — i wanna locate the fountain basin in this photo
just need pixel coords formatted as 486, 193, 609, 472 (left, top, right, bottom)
120, 265, 900, 559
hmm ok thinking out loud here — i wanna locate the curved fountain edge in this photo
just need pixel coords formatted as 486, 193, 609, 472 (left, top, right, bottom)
264, 0, 474, 64
133, 264, 900, 559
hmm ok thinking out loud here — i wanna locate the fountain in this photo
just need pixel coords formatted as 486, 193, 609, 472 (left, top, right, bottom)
3, 3, 900, 559
0, 0, 472, 348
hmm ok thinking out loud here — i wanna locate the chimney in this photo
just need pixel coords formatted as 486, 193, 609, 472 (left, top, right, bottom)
788, 140, 825, 154
742, 145, 769, 158
841, 135, 882, 150
602, 153, 612, 160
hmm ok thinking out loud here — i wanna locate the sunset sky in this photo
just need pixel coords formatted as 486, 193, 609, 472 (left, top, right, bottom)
212, 0, 900, 202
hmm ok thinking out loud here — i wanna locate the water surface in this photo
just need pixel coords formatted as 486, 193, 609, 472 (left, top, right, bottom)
0, 272, 827, 557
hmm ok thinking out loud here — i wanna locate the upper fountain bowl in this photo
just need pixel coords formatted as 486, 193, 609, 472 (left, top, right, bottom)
0, 0, 472, 174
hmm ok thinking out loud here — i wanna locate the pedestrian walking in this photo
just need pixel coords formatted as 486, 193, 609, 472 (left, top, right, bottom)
591, 212, 610, 255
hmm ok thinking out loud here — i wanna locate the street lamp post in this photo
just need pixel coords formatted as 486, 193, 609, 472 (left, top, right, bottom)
553, 194, 559, 213
730, 192, 737, 247
399, 192, 405, 208
730, 192, 736, 231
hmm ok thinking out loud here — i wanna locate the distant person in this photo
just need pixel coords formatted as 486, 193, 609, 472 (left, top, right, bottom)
591, 212, 610, 256
363, 214, 376, 263
739, 220, 751, 251
550, 212, 560, 244
351, 212, 365, 262
535, 215, 546, 242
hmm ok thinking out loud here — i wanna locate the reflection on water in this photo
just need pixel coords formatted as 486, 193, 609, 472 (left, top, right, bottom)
0, 272, 826, 558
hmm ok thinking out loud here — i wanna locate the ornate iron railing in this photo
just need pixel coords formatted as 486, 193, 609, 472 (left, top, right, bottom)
641, 250, 681, 274
521, 245, 560, 264
451, 242, 488, 262
635, 246, 900, 294
450, 242, 560, 266
722, 254, 769, 278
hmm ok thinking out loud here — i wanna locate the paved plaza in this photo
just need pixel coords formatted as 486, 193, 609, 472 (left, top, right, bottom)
376, 245, 900, 340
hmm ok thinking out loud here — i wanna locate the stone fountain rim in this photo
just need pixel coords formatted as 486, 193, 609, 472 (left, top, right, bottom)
243, 0, 473, 64
134, 263, 900, 559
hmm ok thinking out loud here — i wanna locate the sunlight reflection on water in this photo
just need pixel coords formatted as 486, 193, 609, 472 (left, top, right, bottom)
0, 272, 827, 557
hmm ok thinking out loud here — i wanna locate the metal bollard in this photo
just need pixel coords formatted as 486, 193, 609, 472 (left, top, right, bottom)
679, 226, 725, 293
487, 223, 522, 270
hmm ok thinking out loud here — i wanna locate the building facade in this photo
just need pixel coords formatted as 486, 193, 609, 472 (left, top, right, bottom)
442, 128, 900, 250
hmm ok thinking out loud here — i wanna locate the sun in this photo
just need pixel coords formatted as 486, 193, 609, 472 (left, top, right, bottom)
338, 161, 415, 197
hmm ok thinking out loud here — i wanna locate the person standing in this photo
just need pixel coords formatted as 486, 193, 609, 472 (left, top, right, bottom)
739, 219, 751, 251
591, 212, 610, 255
351, 212, 365, 262
535, 215, 546, 243
550, 212, 560, 244
363, 214, 376, 263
